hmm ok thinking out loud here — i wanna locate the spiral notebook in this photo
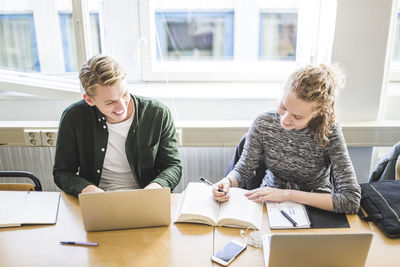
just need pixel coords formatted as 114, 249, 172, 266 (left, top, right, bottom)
266, 201, 350, 229
266, 201, 311, 229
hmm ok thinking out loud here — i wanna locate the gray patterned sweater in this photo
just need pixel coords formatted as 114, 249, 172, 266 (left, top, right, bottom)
229, 111, 361, 214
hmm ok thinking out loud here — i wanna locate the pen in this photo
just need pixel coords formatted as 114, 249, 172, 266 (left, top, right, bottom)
200, 177, 224, 193
60, 241, 99, 247
280, 210, 297, 227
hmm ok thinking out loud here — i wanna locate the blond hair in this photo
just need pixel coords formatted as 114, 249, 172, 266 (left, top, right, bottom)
285, 64, 345, 146
79, 55, 127, 97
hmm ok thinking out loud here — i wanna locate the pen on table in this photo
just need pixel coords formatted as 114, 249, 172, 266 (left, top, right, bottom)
280, 210, 297, 227
200, 177, 224, 193
60, 241, 99, 247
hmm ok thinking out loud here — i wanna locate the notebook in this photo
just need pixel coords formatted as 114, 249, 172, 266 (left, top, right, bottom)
78, 187, 171, 231
263, 232, 373, 267
266, 201, 311, 229
0, 191, 60, 228
266, 201, 350, 229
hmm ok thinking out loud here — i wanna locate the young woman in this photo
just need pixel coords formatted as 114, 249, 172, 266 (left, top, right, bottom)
213, 64, 361, 214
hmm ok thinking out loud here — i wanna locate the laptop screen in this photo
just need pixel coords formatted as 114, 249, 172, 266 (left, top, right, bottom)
78, 187, 171, 231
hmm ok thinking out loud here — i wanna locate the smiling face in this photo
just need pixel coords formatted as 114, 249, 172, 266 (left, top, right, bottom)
278, 89, 318, 131
83, 79, 133, 124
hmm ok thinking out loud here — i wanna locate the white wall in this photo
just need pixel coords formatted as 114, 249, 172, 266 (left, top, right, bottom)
332, 0, 397, 121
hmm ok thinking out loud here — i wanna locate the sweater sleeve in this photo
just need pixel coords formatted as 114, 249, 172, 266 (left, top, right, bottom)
229, 115, 264, 188
328, 124, 361, 214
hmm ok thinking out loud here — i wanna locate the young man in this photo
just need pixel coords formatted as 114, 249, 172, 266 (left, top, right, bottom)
53, 55, 182, 196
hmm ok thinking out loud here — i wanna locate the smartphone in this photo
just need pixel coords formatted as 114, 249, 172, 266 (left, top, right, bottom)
211, 240, 247, 266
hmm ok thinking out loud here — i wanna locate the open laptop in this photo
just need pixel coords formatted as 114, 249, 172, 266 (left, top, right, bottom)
78, 187, 171, 231
263, 232, 373, 267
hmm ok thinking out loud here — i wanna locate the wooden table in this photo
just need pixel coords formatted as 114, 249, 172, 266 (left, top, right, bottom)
0, 193, 213, 267
1, 193, 399, 266
214, 205, 400, 267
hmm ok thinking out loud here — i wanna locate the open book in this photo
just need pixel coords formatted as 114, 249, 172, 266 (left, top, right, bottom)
0, 191, 60, 228
266, 201, 311, 229
174, 182, 263, 229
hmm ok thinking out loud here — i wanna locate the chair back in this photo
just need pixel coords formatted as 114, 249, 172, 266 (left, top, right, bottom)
0, 171, 42, 191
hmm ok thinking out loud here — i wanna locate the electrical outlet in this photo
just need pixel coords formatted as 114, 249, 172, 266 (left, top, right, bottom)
24, 129, 43, 146
41, 129, 58, 146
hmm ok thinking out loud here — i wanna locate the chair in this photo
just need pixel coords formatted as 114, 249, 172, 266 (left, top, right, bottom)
225, 134, 267, 190
0, 171, 42, 191
369, 142, 400, 182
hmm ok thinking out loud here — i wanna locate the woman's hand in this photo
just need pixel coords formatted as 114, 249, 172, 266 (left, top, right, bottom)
245, 186, 290, 203
212, 177, 231, 202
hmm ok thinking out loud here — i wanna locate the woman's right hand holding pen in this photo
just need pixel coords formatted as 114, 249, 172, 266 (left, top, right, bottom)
213, 175, 238, 202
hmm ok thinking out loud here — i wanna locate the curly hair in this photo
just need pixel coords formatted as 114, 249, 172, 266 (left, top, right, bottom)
285, 64, 345, 146
79, 55, 127, 97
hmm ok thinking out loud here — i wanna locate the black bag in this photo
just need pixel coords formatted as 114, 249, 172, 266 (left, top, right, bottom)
358, 180, 400, 238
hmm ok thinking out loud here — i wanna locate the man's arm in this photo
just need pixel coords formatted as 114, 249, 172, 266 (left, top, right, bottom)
53, 110, 96, 196
151, 108, 182, 190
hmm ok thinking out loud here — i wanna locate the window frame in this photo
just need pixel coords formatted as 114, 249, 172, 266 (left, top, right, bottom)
59, 11, 101, 72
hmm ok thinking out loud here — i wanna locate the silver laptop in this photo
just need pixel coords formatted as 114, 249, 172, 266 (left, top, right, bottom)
263, 232, 373, 267
78, 187, 171, 231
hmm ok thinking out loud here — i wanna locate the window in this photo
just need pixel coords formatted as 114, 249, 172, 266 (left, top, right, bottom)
259, 10, 298, 61
59, 12, 102, 72
139, 0, 335, 82
0, 0, 101, 100
392, 13, 400, 61
155, 11, 234, 61
0, 14, 40, 72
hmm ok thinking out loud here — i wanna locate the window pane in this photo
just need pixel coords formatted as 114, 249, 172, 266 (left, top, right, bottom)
259, 11, 298, 61
0, 14, 40, 72
393, 13, 400, 61
155, 11, 234, 61
59, 12, 101, 72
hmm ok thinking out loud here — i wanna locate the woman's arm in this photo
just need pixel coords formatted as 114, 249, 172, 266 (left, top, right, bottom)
326, 125, 361, 214
245, 187, 334, 211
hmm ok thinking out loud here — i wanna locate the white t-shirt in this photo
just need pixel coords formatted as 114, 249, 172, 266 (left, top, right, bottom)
99, 111, 140, 191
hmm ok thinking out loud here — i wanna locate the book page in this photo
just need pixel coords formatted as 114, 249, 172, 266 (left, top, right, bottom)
266, 201, 311, 229
217, 187, 263, 229
0, 191, 60, 227
22, 192, 60, 224
0, 191, 25, 227
175, 182, 219, 225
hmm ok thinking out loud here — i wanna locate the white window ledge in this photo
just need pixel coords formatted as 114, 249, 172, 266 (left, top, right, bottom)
1, 120, 400, 147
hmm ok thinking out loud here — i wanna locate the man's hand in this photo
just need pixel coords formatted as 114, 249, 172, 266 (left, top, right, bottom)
144, 182, 162, 189
81, 185, 104, 193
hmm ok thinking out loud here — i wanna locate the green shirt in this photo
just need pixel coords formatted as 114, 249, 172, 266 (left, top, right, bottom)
53, 95, 182, 196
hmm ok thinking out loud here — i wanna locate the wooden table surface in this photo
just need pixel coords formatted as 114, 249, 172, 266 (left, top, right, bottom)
214, 205, 400, 267
1, 192, 399, 267
0, 193, 213, 267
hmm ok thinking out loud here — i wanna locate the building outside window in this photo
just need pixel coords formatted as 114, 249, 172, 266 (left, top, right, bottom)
155, 11, 234, 61
259, 10, 297, 61
0, 13, 40, 72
